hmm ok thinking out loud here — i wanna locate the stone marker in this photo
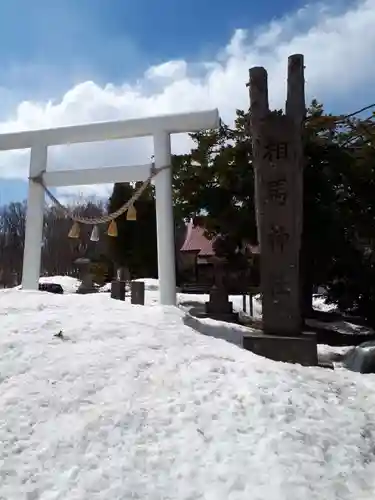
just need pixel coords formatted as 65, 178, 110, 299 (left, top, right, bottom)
111, 280, 126, 301
75, 257, 98, 295
131, 281, 145, 305
243, 53, 318, 366
243, 331, 318, 366
256, 113, 301, 334
205, 257, 238, 323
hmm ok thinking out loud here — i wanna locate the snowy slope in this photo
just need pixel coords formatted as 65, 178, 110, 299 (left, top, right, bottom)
0, 288, 375, 499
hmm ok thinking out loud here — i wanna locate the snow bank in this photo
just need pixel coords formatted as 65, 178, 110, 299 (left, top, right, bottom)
100, 279, 160, 294
343, 342, 375, 373
1, 289, 375, 499
318, 344, 352, 359
312, 295, 337, 313
39, 275, 80, 294
133, 277, 160, 291
308, 317, 374, 336
178, 291, 333, 319
182, 312, 362, 365
183, 311, 249, 347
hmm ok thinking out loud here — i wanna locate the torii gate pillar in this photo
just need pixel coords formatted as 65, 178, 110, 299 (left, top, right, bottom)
153, 132, 176, 305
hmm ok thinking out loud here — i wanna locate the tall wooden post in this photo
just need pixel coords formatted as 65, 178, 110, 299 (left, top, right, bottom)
248, 67, 269, 250
248, 55, 305, 337
286, 55, 308, 319
286, 54, 305, 253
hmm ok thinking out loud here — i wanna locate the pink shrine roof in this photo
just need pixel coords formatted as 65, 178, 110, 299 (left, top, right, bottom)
180, 220, 215, 256
180, 219, 260, 256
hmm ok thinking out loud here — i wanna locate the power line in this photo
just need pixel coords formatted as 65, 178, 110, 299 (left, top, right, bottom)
306, 103, 375, 125
341, 103, 375, 121
305, 103, 375, 149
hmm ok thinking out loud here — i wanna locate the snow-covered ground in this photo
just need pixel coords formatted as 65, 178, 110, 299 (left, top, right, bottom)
33, 276, 375, 354
2, 277, 375, 498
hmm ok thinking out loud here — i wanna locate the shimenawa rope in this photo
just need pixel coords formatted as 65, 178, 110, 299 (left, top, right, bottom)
30, 163, 169, 226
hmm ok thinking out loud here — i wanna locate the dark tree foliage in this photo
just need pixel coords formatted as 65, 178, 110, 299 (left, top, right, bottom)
107, 182, 158, 279
171, 101, 375, 323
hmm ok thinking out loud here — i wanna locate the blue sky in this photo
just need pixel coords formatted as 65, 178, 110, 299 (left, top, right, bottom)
0, 0, 371, 204
0, 0, 310, 102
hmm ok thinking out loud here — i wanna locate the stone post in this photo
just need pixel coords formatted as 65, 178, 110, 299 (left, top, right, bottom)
111, 280, 126, 301
204, 257, 238, 323
243, 54, 317, 365
248, 55, 306, 336
111, 266, 129, 301
256, 112, 301, 335
75, 257, 98, 294
131, 281, 145, 305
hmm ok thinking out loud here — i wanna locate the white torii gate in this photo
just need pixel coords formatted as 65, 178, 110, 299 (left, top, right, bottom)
0, 109, 220, 305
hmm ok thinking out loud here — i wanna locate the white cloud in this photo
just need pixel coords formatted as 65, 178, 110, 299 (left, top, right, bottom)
145, 60, 188, 81
0, 0, 374, 200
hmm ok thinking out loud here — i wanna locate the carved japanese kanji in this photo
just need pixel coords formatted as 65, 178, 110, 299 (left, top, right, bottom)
267, 177, 287, 205
249, 59, 304, 336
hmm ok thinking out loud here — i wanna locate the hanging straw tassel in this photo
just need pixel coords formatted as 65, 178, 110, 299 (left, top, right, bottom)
68, 221, 80, 239
126, 204, 137, 221
90, 225, 100, 242
107, 219, 118, 237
